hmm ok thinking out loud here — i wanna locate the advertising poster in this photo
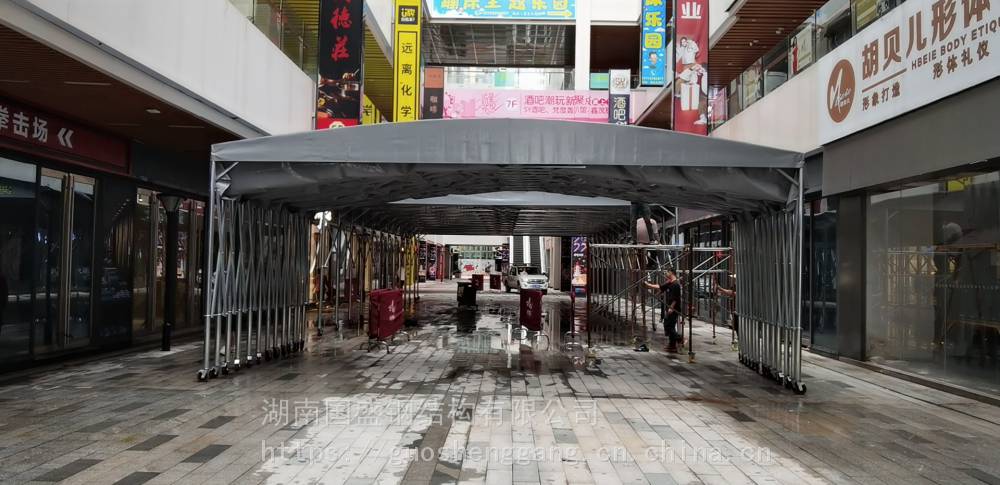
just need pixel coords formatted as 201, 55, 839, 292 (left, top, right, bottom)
428, 0, 575, 19
641, 0, 668, 86
393, 0, 422, 122
672, 0, 709, 134
422, 66, 445, 119
817, 0, 999, 144
609, 69, 631, 125
791, 23, 815, 75
316, 0, 363, 129
443, 89, 612, 123
741, 59, 763, 108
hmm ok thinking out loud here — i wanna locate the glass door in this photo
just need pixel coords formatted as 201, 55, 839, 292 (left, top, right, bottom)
34, 168, 96, 353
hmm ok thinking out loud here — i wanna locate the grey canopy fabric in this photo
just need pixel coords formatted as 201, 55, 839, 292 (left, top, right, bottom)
211, 119, 803, 235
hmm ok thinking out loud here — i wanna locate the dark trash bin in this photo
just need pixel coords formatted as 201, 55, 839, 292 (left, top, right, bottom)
471, 274, 484, 291
519, 289, 543, 331
489, 274, 501, 290
457, 281, 477, 306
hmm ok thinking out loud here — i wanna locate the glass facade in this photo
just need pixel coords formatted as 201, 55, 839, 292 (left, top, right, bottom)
0, 153, 206, 369
803, 198, 839, 353
867, 170, 1000, 395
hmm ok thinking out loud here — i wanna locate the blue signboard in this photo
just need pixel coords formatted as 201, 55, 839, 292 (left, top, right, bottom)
640, 0, 667, 86
429, 0, 575, 20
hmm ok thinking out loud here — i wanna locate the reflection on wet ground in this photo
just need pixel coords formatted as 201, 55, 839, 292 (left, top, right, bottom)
3, 281, 1000, 484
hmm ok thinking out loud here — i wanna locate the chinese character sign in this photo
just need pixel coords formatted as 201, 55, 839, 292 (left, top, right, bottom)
362, 95, 382, 125
423, 66, 445, 120
0, 97, 128, 173
429, 0, 575, 19
316, 0, 363, 129
571, 237, 587, 287
641, 0, 668, 86
817, 0, 999, 144
609, 69, 631, 125
672, 0, 709, 135
442, 89, 614, 123
394, 0, 422, 122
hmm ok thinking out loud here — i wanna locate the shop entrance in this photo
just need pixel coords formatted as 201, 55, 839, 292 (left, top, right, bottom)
34, 168, 96, 354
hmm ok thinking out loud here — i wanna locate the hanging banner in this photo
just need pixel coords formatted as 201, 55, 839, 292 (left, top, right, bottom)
316, 0, 364, 129
571, 237, 587, 287
362, 95, 381, 125
609, 69, 631, 125
428, 0, 575, 20
443, 88, 612, 122
672, 0, 709, 134
422, 66, 445, 119
641, 0, 668, 86
818, 0, 1000, 144
393, 0, 422, 122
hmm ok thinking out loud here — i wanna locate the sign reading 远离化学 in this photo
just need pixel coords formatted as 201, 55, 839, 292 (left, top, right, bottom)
394, 0, 422, 122
428, 0, 574, 19
641, 0, 668, 86
817, 0, 1000, 144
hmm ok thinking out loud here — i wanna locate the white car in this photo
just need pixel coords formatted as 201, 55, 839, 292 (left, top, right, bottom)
505, 266, 548, 294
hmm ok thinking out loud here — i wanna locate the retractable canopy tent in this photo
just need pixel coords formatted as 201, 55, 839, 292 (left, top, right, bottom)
202, 119, 808, 393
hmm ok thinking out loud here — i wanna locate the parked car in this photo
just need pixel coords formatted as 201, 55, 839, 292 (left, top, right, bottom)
505, 265, 548, 294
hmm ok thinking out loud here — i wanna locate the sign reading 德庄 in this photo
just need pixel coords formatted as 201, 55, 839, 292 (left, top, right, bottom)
817, 0, 1000, 144
0, 97, 128, 173
316, 0, 363, 129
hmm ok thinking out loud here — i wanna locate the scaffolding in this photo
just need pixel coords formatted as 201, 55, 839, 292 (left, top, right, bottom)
586, 243, 732, 361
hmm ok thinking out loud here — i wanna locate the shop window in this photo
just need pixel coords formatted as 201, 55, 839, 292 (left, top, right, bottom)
0, 157, 36, 364
741, 60, 763, 108
816, 0, 852, 58
762, 39, 790, 96
789, 17, 817, 76
853, 0, 905, 33
866, 170, 1000, 395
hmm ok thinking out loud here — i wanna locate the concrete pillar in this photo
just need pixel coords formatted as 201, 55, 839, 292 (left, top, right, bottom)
574, 0, 592, 90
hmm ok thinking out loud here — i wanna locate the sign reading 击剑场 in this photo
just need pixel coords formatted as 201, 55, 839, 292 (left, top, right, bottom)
818, 0, 1000, 144
0, 97, 128, 173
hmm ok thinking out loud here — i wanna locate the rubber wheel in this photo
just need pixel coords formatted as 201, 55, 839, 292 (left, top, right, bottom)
197, 369, 209, 382
794, 383, 807, 395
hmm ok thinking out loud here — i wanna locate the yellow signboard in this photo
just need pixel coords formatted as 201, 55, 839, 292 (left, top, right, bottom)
362, 95, 381, 125
393, 0, 421, 122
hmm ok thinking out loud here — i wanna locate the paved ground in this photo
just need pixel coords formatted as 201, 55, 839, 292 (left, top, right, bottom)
2, 281, 1000, 484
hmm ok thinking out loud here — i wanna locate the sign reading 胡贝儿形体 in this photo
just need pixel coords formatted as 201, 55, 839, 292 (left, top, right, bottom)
817, 0, 1000, 145
428, 0, 574, 19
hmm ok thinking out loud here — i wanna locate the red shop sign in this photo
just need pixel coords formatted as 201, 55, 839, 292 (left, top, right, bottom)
0, 97, 128, 173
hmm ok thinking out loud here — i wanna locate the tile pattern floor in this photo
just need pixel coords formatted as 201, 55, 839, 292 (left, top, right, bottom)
1, 282, 1000, 484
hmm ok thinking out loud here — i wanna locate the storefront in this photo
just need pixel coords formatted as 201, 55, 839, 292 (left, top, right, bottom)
0, 97, 206, 370
821, 70, 1000, 395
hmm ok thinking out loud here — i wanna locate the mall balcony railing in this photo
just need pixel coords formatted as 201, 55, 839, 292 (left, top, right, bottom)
229, 0, 318, 78
710, 0, 906, 132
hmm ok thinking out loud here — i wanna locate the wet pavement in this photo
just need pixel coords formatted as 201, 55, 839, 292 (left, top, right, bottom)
2, 281, 1000, 484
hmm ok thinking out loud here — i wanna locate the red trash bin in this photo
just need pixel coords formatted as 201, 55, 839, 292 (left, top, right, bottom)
489, 274, 501, 290
471, 274, 484, 291
519, 289, 543, 331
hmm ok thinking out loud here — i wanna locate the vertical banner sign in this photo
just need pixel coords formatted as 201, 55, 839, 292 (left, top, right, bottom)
422, 66, 444, 119
641, 0, 668, 86
609, 69, 631, 125
672, 0, 709, 134
393, 0, 421, 122
316, 0, 363, 129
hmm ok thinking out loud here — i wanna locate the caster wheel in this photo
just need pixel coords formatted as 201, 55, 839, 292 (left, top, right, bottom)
256, 352, 263, 362
793, 383, 807, 395
209, 367, 219, 379
246, 356, 254, 368
221, 365, 229, 376
272, 347, 280, 358
197, 369, 209, 382
264, 350, 272, 361
234, 363, 241, 371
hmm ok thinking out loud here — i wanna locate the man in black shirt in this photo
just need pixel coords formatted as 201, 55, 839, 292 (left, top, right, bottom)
644, 268, 683, 352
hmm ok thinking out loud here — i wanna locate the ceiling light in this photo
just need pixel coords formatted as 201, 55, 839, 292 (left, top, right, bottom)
145, 108, 161, 114
0, 79, 29, 84
64, 81, 111, 86
106, 122, 141, 127
168, 124, 205, 129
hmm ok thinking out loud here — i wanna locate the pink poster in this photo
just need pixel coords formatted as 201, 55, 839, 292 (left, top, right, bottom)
443, 89, 611, 123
